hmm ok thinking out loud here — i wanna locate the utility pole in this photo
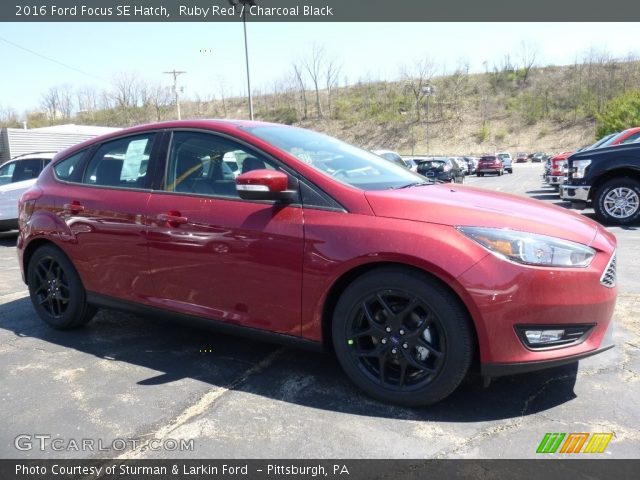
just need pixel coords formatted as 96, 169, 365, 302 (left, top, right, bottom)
422, 84, 435, 155
229, 0, 256, 120
163, 70, 186, 120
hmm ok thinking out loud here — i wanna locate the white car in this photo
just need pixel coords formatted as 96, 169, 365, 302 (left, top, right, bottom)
497, 152, 513, 174
372, 149, 408, 168
0, 152, 56, 231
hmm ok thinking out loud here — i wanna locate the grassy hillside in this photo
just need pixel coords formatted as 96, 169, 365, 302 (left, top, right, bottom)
6, 57, 640, 157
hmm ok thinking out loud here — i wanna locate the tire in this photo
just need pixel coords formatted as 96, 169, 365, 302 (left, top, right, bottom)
332, 267, 474, 406
27, 244, 96, 329
593, 178, 640, 225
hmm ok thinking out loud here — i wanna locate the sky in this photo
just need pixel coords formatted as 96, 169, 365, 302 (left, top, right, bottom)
1, 22, 639, 115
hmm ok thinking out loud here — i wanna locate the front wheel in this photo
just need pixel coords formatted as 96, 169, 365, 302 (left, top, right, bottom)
332, 268, 474, 406
593, 178, 640, 225
27, 244, 96, 329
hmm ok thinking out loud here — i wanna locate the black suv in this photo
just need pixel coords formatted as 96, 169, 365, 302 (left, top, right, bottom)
416, 157, 465, 183
561, 143, 640, 225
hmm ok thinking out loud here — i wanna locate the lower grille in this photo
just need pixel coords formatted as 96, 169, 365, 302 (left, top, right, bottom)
600, 252, 616, 288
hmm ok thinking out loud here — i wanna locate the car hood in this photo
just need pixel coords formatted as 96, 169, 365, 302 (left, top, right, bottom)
365, 184, 599, 246
0, 178, 36, 193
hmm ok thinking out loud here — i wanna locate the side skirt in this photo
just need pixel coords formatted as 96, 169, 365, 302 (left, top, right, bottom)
86, 292, 326, 353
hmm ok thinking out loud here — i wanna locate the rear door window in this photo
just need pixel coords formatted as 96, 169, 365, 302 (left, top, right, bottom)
83, 134, 155, 188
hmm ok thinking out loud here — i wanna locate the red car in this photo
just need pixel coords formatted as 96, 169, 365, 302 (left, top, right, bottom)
516, 152, 529, 163
476, 154, 504, 176
546, 151, 574, 189
17, 120, 617, 406
599, 126, 640, 148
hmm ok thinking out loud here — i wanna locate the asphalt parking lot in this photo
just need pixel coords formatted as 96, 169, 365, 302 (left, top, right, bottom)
0, 162, 638, 459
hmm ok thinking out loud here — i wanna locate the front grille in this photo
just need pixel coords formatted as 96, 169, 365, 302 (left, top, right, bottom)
600, 252, 616, 288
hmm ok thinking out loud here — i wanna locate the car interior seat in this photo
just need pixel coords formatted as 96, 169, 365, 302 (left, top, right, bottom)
95, 159, 124, 186
241, 156, 266, 174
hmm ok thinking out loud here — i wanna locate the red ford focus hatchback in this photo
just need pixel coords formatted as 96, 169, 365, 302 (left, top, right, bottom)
17, 120, 617, 406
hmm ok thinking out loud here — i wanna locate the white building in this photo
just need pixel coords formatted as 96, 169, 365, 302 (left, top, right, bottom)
0, 124, 120, 163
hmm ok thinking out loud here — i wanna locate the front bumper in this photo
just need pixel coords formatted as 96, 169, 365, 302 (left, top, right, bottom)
456, 228, 617, 369
561, 184, 591, 202
546, 175, 564, 186
482, 320, 614, 377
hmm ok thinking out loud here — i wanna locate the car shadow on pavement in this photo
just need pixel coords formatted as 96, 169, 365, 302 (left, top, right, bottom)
0, 231, 18, 247
526, 189, 556, 195
529, 193, 563, 201
0, 297, 579, 424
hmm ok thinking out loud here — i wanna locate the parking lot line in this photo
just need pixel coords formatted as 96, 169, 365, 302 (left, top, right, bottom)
117, 347, 285, 459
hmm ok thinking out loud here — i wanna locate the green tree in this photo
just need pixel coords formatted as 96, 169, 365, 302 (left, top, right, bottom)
596, 89, 640, 138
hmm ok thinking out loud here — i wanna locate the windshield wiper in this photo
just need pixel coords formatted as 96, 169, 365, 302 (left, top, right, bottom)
391, 180, 435, 189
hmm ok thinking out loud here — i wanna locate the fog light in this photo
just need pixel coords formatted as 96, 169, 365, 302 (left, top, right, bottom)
525, 330, 565, 345
516, 324, 594, 350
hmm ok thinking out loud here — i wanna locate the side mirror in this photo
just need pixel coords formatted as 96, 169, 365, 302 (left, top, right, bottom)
236, 169, 297, 201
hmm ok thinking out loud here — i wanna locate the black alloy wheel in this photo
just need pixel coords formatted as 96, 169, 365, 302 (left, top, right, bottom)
333, 268, 474, 406
27, 245, 96, 329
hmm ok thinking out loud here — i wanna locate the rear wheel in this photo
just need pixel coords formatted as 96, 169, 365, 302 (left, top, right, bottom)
27, 245, 96, 329
332, 268, 474, 406
594, 178, 640, 225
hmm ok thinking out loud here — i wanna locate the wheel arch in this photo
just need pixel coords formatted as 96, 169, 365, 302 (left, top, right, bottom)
22, 238, 61, 281
590, 168, 640, 200
320, 261, 480, 367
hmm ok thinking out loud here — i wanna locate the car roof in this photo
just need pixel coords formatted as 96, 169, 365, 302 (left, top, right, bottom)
10, 151, 58, 161
51, 119, 293, 162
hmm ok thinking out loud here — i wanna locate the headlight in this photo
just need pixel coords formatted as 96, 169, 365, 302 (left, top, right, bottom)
458, 227, 595, 267
572, 159, 591, 179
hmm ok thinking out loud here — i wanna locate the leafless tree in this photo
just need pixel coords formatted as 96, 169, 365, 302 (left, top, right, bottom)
292, 62, 308, 119
401, 57, 437, 123
213, 76, 229, 118
518, 41, 538, 86
57, 85, 74, 119
0, 105, 19, 128
442, 59, 470, 122
112, 72, 142, 110
41, 87, 59, 123
325, 59, 341, 118
76, 86, 99, 113
303, 44, 325, 118
147, 83, 172, 121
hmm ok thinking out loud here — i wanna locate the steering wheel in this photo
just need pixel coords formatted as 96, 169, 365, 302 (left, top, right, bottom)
331, 169, 349, 178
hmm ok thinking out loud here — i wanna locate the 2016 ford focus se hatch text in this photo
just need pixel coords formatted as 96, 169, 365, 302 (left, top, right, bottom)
17, 120, 617, 406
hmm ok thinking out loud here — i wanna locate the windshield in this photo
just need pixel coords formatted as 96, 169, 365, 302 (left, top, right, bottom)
600, 131, 630, 148
589, 134, 616, 149
421, 160, 445, 169
244, 126, 423, 190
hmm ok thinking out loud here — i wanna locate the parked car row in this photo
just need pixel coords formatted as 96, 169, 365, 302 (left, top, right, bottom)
541, 127, 640, 224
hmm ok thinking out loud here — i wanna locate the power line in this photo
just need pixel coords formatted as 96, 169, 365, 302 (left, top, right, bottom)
0, 35, 107, 83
